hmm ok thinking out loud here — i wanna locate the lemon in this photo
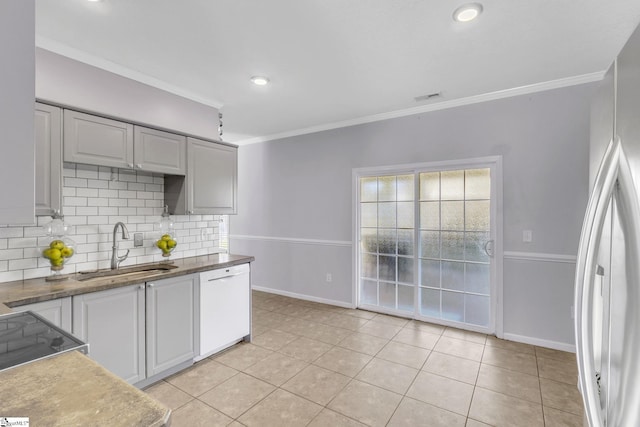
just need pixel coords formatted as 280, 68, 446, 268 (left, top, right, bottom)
48, 248, 62, 261
61, 247, 74, 258
161, 234, 172, 241
167, 239, 177, 249
51, 258, 64, 266
50, 240, 65, 250
156, 240, 168, 250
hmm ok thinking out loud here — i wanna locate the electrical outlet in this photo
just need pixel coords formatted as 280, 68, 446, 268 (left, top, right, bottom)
523, 230, 533, 243
326, 273, 332, 283
133, 233, 143, 247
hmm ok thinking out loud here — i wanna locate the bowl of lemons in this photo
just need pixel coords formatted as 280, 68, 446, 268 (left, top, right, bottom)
156, 234, 177, 258
42, 238, 75, 279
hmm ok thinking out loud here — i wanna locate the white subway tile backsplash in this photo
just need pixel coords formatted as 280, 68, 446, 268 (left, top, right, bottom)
0, 165, 223, 283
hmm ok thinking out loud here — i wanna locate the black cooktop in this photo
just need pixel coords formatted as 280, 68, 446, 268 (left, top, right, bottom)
0, 311, 87, 371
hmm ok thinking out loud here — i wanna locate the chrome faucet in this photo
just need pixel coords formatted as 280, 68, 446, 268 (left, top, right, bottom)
111, 222, 130, 269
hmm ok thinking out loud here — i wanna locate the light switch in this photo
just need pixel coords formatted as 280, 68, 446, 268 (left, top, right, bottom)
523, 230, 533, 243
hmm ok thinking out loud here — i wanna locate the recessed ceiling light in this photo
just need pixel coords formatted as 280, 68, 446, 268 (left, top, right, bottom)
250, 76, 270, 86
453, 3, 483, 22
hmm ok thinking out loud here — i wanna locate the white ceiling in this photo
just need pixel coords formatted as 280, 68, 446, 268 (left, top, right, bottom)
35, 0, 640, 144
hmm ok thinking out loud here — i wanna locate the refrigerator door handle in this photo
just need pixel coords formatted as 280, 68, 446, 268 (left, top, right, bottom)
575, 137, 621, 427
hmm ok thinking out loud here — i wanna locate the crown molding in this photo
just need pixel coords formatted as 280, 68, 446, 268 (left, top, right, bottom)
237, 71, 604, 146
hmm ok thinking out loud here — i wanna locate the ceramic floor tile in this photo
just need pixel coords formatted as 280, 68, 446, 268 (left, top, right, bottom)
357, 320, 403, 339
328, 380, 402, 427
392, 328, 441, 350
355, 357, 419, 394
277, 336, 333, 362
469, 387, 544, 427
537, 356, 578, 385
476, 363, 541, 403
244, 352, 309, 386
338, 332, 389, 356
250, 329, 299, 351
387, 397, 466, 427
212, 342, 274, 371
144, 380, 193, 410
322, 313, 370, 331
371, 313, 409, 327
313, 346, 372, 377
406, 371, 474, 416
170, 399, 233, 427
482, 346, 538, 376
404, 320, 446, 335
198, 372, 276, 419
465, 419, 493, 427
344, 309, 377, 320
434, 336, 485, 362
486, 336, 535, 354
535, 346, 577, 363
166, 359, 238, 397
539, 378, 584, 416
281, 364, 351, 406
307, 408, 368, 427
443, 327, 488, 345
302, 323, 352, 345
543, 407, 584, 427
422, 351, 480, 385
376, 340, 430, 369
238, 388, 322, 427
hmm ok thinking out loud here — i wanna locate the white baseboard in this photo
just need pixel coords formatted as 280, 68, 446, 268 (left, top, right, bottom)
251, 285, 355, 309
502, 332, 576, 353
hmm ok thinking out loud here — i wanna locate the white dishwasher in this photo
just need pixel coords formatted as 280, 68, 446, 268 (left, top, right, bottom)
197, 263, 251, 360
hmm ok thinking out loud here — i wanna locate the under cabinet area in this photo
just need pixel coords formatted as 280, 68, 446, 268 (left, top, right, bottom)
34, 103, 62, 216
71, 274, 196, 386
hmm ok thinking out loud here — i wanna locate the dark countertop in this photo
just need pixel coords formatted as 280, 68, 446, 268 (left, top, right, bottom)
0, 253, 254, 309
0, 351, 171, 426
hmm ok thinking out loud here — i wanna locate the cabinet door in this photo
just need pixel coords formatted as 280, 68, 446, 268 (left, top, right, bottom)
63, 110, 134, 169
35, 103, 62, 216
0, 0, 35, 224
72, 284, 145, 384
146, 275, 195, 377
187, 137, 237, 214
14, 297, 72, 332
134, 126, 186, 175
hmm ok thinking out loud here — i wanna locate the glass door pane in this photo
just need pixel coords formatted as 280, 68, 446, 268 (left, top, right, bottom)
359, 174, 414, 313
418, 168, 491, 327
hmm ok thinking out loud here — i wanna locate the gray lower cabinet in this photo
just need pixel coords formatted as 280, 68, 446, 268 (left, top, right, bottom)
145, 274, 196, 377
71, 275, 196, 385
63, 110, 135, 169
35, 102, 62, 216
72, 284, 146, 384
14, 297, 72, 332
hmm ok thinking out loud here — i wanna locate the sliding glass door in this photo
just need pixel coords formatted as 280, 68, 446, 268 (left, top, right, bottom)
356, 159, 500, 333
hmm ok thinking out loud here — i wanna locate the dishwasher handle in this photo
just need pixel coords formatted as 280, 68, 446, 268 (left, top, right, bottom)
207, 272, 247, 281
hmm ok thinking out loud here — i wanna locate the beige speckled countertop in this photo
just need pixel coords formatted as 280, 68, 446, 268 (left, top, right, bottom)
0, 351, 170, 426
0, 253, 254, 311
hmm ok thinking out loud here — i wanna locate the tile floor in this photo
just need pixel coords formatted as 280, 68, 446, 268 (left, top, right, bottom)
145, 291, 584, 427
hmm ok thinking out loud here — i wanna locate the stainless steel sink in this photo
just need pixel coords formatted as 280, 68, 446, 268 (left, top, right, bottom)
76, 264, 178, 281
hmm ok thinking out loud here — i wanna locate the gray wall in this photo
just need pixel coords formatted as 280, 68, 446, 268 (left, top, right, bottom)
231, 83, 596, 349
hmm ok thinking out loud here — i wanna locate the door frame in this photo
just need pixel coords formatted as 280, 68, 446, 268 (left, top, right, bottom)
352, 155, 504, 337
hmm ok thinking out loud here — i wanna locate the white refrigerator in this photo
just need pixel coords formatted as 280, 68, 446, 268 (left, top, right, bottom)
575, 21, 640, 427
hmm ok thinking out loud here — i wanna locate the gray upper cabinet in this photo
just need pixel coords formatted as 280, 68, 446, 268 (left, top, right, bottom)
64, 110, 134, 169
134, 126, 186, 175
188, 137, 237, 214
35, 103, 62, 216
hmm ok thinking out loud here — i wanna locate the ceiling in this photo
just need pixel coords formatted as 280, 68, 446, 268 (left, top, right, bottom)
35, 1, 640, 144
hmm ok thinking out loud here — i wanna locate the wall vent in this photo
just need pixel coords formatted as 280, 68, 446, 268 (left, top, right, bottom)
414, 92, 442, 102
